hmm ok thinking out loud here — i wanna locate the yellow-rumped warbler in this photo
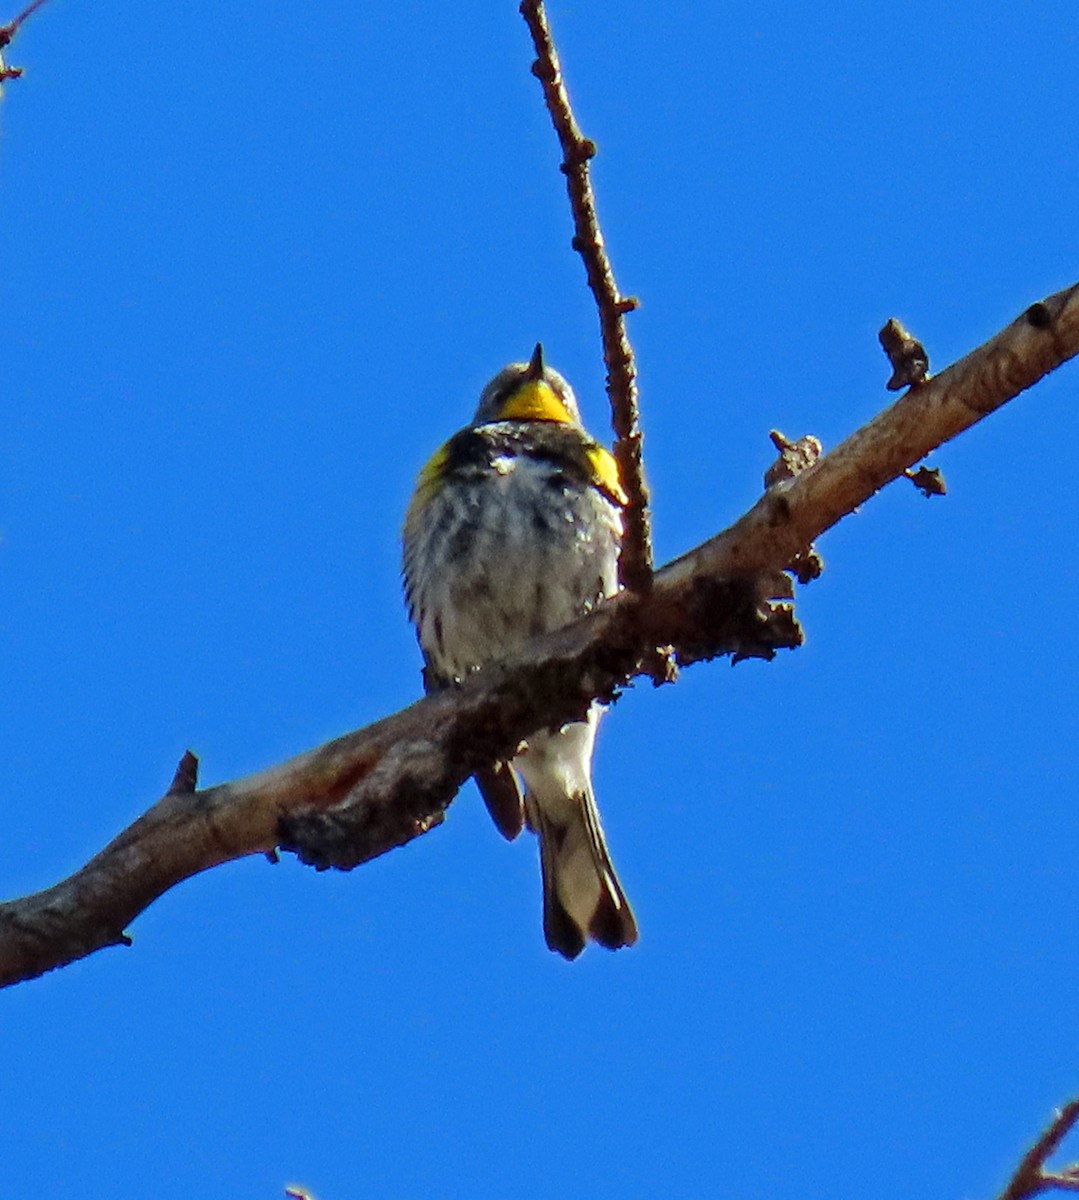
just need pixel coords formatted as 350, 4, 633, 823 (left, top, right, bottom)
402, 344, 638, 959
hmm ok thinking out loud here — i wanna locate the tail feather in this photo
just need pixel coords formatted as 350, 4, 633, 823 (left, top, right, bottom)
539, 845, 587, 960
529, 788, 637, 960
589, 891, 638, 952
577, 777, 637, 949
475, 762, 525, 841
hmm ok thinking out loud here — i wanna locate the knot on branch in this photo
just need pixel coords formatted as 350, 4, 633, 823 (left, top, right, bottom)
787, 548, 824, 585
1026, 301, 1054, 329
904, 464, 947, 497
879, 317, 931, 390
672, 572, 803, 668
561, 137, 597, 167
764, 430, 822, 487
529, 57, 557, 84
167, 751, 200, 795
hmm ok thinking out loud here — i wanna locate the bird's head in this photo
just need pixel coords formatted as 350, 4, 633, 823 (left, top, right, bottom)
473, 343, 582, 427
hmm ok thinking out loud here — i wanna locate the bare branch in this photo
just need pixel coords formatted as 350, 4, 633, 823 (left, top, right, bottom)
0, 0, 51, 83
519, 0, 653, 596
0, 0, 49, 42
998, 1099, 1079, 1200
2, 280, 1077, 988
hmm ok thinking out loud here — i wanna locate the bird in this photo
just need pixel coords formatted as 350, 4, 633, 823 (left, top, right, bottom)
402, 343, 638, 959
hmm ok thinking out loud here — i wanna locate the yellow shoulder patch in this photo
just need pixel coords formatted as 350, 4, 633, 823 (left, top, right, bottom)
586, 443, 628, 506
415, 442, 449, 493
405, 442, 449, 528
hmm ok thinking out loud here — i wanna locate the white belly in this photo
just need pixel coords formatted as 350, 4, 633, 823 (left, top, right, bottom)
404, 455, 622, 682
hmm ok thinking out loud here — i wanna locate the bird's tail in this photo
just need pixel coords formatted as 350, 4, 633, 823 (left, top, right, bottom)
526, 780, 638, 960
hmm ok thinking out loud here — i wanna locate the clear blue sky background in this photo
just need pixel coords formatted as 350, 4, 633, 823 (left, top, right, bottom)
3, 2, 1079, 1197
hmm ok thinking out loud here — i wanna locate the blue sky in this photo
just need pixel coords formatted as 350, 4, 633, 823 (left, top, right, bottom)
3, 1, 1079, 1196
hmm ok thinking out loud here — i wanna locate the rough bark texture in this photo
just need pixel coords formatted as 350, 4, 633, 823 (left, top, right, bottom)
1, 281, 1077, 989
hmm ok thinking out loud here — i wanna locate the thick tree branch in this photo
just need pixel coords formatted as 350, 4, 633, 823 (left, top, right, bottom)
2, 281, 1077, 988
520, 0, 653, 595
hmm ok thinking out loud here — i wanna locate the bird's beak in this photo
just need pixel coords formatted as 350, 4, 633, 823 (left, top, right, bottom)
525, 343, 545, 381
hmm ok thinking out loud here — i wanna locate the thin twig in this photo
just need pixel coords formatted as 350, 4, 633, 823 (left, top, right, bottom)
519, 0, 653, 596
998, 1100, 1079, 1200
0, 0, 49, 41
0, 0, 51, 82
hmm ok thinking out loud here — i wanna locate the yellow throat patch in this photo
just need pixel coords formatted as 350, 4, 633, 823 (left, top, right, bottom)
498, 379, 574, 424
